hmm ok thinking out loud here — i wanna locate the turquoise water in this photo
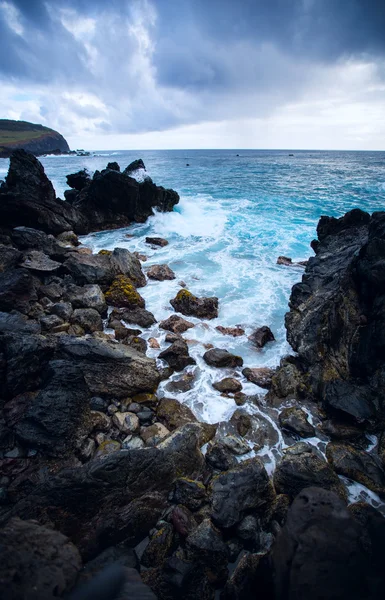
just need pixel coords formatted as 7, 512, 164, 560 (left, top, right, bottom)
1, 149, 385, 503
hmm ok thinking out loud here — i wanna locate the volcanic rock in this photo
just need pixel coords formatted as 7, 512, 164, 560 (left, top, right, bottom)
170, 289, 218, 319
203, 348, 243, 368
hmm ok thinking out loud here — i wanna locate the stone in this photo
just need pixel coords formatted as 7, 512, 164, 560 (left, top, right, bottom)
0, 244, 22, 272
222, 434, 251, 455
186, 519, 228, 586
165, 372, 196, 393
106, 161, 121, 171
40, 313, 64, 332
147, 264, 176, 280
70, 308, 103, 333
320, 419, 364, 441
205, 441, 238, 471
112, 412, 140, 434
109, 306, 156, 328
12, 226, 66, 257
279, 407, 315, 438
141, 523, 174, 568
248, 326, 275, 348
56, 230, 80, 246
20, 250, 61, 272
242, 367, 275, 389
158, 339, 196, 371
122, 436, 145, 450
274, 443, 347, 500
105, 275, 145, 309
326, 442, 385, 497
148, 337, 160, 349
157, 397, 197, 431
210, 458, 275, 528
170, 289, 218, 319
141, 423, 170, 446
0, 268, 37, 313
124, 335, 147, 354
159, 314, 195, 334
215, 325, 245, 337
145, 237, 169, 247
221, 552, 269, 600
0, 518, 82, 599
213, 378, 242, 393
272, 487, 370, 600
173, 478, 207, 511
203, 348, 243, 368
229, 410, 252, 437
79, 437, 96, 462
49, 301, 73, 321
66, 168, 91, 191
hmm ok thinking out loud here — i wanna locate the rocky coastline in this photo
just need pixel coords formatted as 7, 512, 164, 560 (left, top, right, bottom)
0, 151, 385, 599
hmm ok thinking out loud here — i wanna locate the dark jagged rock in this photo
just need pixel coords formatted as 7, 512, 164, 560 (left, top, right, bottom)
64, 283, 107, 314
123, 158, 146, 175
70, 308, 103, 333
205, 440, 238, 471
156, 397, 197, 431
145, 236, 169, 247
147, 264, 176, 281
242, 367, 275, 388
186, 519, 228, 586
0, 268, 37, 313
12, 226, 66, 258
106, 161, 120, 171
273, 443, 347, 500
0, 245, 22, 272
0, 311, 40, 334
278, 209, 385, 430
203, 348, 243, 368
0, 150, 86, 234
20, 250, 61, 272
248, 326, 275, 348
159, 314, 194, 333
210, 458, 275, 528
213, 377, 242, 393
0, 517, 82, 599
64, 248, 146, 287
216, 325, 245, 337
158, 339, 196, 371
170, 289, 218, 319
326, 442, 385, 496
66, 168, 90, 191
173, 478, 207, 511
278, 407, 315, 438
109, 306, 156, 328
4, 424, 204, 559
272, 487, 371, 600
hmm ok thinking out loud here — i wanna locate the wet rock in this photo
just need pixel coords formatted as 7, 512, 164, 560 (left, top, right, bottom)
148, 337, 160, 349
0, 244, 22, 272
132, 393, 158, 408
277, 255, 293, 266
0, 517, 82, 599
20, 249, 61, 272
216, 325, 245, 337
274, 443, 347, 500
272, 487, 370, 600
165, 332, 182, 343
321, 419, 364, 441
242, 367, 275, 389
248, 326, 275, 348
134, 252, 148, 262
157, 397, 197, 430
326, 442, 385, 496
122, 436, 145, 450
186, 519, 228, 586
203, 348, 243, 368
145, 236, 169, 247
229, 409, 252, 437
165, 372, 196, 393
0, 268, 37, 313
56, 230, 80, 246
66, 168, 91, 191
159, 339, 196, 371
210, 458, 275, 528
109, 306, 156, 328
222, 434, 250, 455
206, 441, 238, 471
213, 378, 242, 393
160, 314, 195, 333
141, 422, 170, 446
173, 478, 207, 511
0, 150, 86, 234
112, 411, 140, 434
124, 335, 147, 354
170, 289, 218, 319
79, 437, 96, 462
110, 247, 147, 287
70, 308, 103, 333
279, 407, 315, 438
141, 523, 175, 568
147, 264, 176, 280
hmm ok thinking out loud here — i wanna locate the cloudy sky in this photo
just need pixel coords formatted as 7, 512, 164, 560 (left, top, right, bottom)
0, 0, 384, 150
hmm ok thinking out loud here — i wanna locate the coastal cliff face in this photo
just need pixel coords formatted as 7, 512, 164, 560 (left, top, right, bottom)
0, 119, 70, 158
0, 153, 384, 599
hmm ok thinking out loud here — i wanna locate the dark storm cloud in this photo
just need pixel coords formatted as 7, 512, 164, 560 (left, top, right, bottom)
0, 0, 384, 135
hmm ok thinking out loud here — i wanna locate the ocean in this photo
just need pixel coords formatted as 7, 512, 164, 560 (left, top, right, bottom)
1, 148, 385, 504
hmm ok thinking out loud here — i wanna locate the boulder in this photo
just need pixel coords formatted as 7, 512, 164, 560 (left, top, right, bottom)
56, 230, 80, 246
159, 314, 194, 333
123, 158, 146, 175
156, 397, 197, 430
141, 423, 170, 446
20, 250, 61, 272
248, 326, 275, 349
213, 378, 242, 393
165, 372, 196, 393
65, 284, 107, 314
274, 443, 347, 500
105, 275, 145, 309
326, 442, 385, 496
173, 478, 207, 511
141, 523, 174, 568
205, 441, 238, 471
0, 268, 37, 313
158, 339, 196, 371
0, 518, 82, 600
64, 248, 146, 287
278, 407, 315, 438
222, 434, 250, 456
203, 348, 243, 368
66, 168, 90, 191
109, 306, 156, 328
145, 236, 169, 247
12, 226, 66, 257
170, 289, 218, 319
49, 301, 73, 321
0, 150, 86, 234
216, 325, 245, 337
242, 367, 275, 389
147, 264, 176, 281
272, 487, 370, 600
0, 244, 22, 272
186, 519, 228, 585
210, 458, 275, 528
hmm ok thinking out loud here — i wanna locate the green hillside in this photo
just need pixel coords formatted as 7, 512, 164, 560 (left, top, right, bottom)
0, 119, 70, 157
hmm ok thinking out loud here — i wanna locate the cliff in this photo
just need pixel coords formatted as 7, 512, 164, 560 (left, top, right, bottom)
0, 119, 70, 158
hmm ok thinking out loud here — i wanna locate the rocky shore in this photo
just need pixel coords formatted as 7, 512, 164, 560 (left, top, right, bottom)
0, 152, 385, 599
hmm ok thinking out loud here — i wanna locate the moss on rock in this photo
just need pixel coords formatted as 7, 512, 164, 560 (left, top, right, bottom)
105, 275, 145, 309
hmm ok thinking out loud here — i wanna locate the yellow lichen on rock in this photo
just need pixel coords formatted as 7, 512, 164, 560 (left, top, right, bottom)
98, 249, 112, 255
105, 275, 145, 308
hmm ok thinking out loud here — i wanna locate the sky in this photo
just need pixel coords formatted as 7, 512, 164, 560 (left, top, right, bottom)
0, 0, 384, 150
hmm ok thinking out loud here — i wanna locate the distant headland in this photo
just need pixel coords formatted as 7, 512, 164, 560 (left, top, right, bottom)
0, 119, 70, 158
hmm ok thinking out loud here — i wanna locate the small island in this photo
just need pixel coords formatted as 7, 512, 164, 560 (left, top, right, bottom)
0, 119, 70, 158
